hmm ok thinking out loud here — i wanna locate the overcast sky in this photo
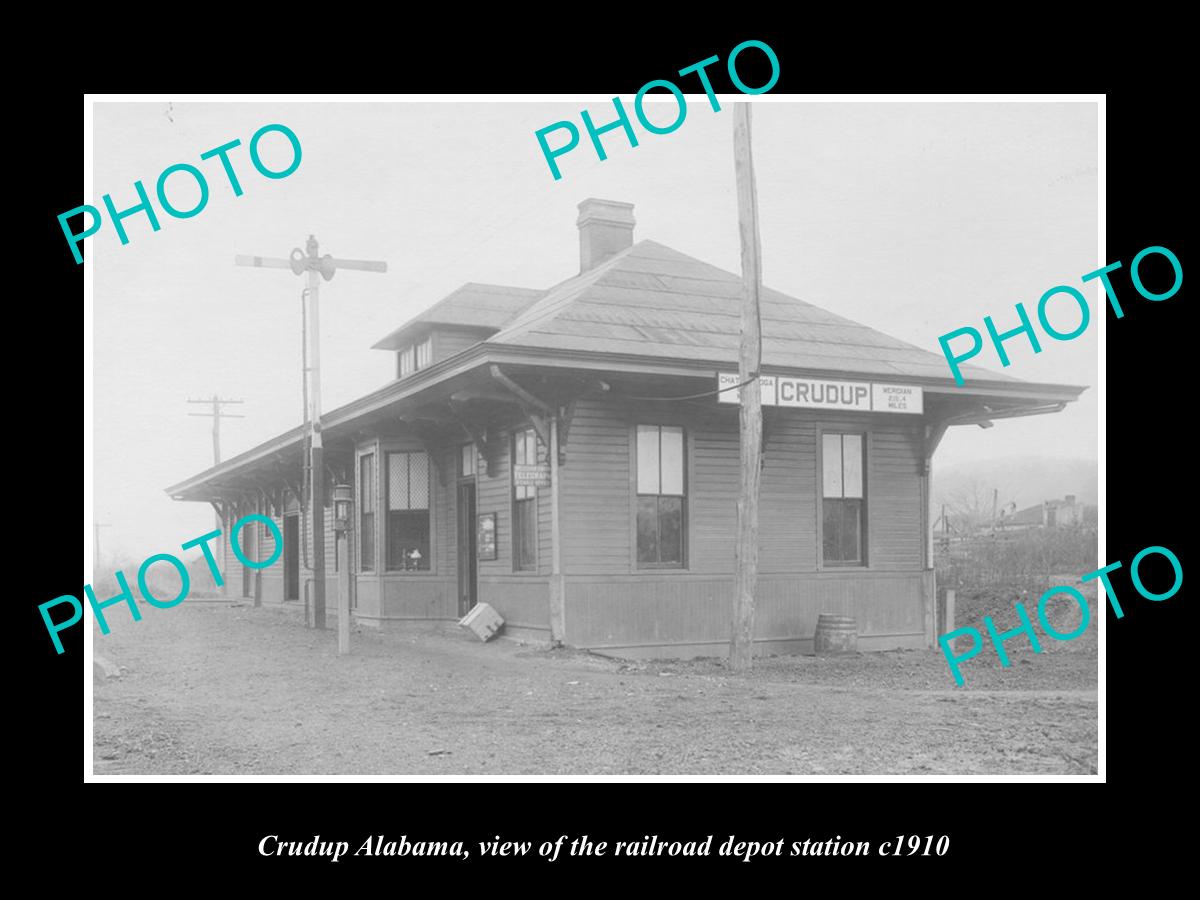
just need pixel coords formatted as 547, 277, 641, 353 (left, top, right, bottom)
91, 99, 1098, 562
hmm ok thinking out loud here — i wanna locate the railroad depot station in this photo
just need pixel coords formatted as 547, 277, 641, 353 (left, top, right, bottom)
166, 199, 1084, 658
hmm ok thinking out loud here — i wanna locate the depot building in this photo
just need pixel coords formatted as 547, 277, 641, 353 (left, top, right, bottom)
166, 199, 1084, 658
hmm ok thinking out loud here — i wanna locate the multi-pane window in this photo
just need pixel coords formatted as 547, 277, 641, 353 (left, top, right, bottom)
398, 338, 433, 378
822, 433, 866, 566
360, 454, 375, 571
512, 427, 539, 571
386, 451, 431, 570
636, 425, 685, 567
415, 336, 432, 370
398, 346, 415, 378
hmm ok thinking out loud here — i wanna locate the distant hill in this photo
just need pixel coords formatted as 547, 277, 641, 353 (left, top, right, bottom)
933, 456, 1098, 519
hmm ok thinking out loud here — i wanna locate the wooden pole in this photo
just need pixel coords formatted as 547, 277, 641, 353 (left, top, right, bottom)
187, 395, 243, 577
308, 243, 326, 632
729, 102, 764, 673
549, 413, 565, 644
253, 492, 263, 608
337, 528, 350, 655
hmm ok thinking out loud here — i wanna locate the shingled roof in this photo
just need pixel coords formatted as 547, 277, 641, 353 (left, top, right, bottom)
487, 239, 1012, 383
371, 282, 545, 350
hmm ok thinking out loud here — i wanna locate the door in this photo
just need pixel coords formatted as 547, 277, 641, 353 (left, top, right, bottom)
284, 513, 300, 601
457, 480, 477, 616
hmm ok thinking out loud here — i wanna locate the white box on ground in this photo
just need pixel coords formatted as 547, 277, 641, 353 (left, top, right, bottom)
459, 602, 504, 642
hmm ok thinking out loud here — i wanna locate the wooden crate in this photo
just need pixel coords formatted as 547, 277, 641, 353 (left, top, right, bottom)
459, 602, 504, 642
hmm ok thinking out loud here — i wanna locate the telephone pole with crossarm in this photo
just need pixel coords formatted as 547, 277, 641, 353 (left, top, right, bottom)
187, 394, 244, 578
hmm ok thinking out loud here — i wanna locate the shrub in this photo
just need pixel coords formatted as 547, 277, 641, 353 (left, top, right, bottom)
936, 526, 1098, 596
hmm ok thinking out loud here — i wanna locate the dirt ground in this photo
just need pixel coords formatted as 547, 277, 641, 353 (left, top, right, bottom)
93, 599, 1097, 776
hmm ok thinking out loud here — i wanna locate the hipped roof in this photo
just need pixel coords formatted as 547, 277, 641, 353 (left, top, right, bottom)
489, 239, 1011, 382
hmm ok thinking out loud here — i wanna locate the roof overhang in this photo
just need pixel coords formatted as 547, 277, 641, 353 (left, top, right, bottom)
370, 322, 496, 352
165, 340, 1086, 500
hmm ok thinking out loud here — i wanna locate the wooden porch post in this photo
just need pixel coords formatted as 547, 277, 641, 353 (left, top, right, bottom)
253, 489, 264, 608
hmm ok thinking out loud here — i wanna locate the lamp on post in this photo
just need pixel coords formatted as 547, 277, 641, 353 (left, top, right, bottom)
333, 482, 352, 535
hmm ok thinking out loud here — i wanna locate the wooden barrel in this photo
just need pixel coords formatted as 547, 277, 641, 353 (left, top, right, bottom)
813, 614, 858, 656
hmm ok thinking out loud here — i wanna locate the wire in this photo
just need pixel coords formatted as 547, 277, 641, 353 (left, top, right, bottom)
615, 373, 762, 403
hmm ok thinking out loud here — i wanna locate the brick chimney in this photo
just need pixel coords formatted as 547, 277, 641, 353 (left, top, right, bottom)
577, 199, 635, 271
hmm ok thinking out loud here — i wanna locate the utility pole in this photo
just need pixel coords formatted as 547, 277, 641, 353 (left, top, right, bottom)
729, 102, 764, 673
188, 395, 244, 577
187, 395, 244, 465
236, 236, 387, 633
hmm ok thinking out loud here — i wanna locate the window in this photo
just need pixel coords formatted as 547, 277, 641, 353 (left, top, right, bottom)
386, 451, 431, 570
397, 338, 432, 378
415, 336, 432, 370
460, 442, 476, 478
822, 433, 866, 566
360, 454, 375, 571
512, 427, 539, 571
636, 425, 685, 567
398, 346, 415, 378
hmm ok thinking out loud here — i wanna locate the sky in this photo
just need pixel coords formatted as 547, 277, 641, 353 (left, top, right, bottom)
90, 99, 1098, 562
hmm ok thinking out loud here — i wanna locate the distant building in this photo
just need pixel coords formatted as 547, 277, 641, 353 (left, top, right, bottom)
165, 199, 1085, 658
1007, 495, 1086, 529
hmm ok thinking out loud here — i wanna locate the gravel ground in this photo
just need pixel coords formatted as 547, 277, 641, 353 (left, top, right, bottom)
92, 600, 1097, 776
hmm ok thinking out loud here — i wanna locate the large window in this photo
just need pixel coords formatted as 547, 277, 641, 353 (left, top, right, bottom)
822, 433, 866, 566
360, 453, 375, 571
386, 451, 431, 570
512, 427, 539, 571
636, 425, 685, 567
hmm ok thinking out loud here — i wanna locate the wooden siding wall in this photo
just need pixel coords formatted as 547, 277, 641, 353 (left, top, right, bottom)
218, 511, 281, 600
221, 515, 258, 598
558, 397, 928, 653
560, 397, 924, 574
564, 572, 928, 656
473, 422, 552, 635
260, 509, 286, 605
348, 420, 555, 634
215, 393, 929, 656
215, 489, 353, 614
432, 328, 491, 363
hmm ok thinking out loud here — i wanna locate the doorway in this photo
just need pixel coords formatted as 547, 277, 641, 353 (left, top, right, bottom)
457, 480, 477, 616
284, 513, 300, 601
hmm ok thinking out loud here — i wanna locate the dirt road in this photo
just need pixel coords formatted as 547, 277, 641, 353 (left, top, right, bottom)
92, 604, 1097, 776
